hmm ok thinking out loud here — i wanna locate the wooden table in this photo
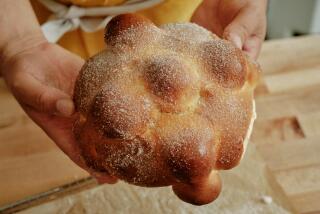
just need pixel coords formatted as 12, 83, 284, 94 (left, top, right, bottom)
0, 35, 320, 214
253, 35, 320, 214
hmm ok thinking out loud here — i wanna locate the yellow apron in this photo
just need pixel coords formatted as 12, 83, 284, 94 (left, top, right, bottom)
30, 0, 202, 59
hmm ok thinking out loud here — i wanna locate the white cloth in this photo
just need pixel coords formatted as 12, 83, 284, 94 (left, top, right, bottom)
38, 0, 164, 43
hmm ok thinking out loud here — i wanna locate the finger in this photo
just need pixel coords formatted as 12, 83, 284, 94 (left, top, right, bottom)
90, 171, 118, 184
223, 6, 259, 49
95, 177, 118, 184
54, 45, 85, 77
191, 0, 224, 35
13, 72, 74, 116
24, 106, 118, 184
243, 35, 263, 60
23, 107, 95, 176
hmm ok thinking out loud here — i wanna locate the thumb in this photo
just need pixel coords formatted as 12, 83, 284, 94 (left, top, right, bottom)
222, 6, 258, 50
12, 73, 74, 117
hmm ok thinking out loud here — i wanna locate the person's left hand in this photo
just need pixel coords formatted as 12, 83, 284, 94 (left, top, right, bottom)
192, 0, 268, 59
1, 37, 117, 184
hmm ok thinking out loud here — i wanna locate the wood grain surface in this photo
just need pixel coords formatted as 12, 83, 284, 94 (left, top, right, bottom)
0, 35, 320, 213
253, 35, 320, 214
0, 80, 90, 208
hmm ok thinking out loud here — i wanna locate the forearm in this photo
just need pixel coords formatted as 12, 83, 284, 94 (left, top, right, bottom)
0, 0, 46, 65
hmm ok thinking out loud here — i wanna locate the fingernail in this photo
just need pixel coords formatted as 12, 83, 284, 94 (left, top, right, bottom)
56, 99, 74, 117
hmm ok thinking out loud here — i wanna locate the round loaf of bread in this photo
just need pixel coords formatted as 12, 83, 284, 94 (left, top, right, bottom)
73, 14, 259, 205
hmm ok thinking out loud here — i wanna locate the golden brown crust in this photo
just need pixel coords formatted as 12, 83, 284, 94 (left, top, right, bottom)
200, 40, 247, 89
143, 54, 199, 113
73, 13, 260, 205
104, 14, 158, 51
172, 171, 222, 205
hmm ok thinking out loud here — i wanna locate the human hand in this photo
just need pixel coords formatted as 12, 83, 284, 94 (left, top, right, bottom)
0, 35, 118, 184
192, 0, 268, 59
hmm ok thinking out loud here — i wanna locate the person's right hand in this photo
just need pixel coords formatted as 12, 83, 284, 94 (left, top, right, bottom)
0, 35, 118, 184
192, 0, 268, 60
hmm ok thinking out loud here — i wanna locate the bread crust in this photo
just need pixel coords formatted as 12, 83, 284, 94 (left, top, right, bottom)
73, 14, 259, 205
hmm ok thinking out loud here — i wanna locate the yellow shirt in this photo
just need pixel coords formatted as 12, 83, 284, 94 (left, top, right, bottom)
31, 0, 202, 58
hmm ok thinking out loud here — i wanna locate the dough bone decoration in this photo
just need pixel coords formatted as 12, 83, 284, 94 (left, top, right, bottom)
73, 13, 260, 205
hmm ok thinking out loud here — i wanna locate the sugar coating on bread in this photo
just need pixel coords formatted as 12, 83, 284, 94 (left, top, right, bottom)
73, 14, 259, 205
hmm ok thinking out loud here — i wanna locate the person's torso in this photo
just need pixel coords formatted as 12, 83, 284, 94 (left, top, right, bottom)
31, 0, 203, 57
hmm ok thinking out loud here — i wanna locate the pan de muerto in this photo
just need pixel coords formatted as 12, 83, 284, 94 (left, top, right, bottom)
73, 14, 259, 205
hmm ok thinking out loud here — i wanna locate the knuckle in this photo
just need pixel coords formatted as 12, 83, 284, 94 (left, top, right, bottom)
35, 91, 49, 112
236, 23, 250, 39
